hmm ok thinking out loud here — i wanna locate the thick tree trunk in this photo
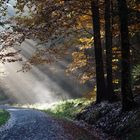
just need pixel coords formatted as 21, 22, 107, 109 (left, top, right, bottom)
105, 0, 116, 102
117, 0, 135, 111
91, 0, 107, 103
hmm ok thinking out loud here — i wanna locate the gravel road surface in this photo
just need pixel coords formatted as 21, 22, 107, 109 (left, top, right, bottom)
0, 106, 95, 140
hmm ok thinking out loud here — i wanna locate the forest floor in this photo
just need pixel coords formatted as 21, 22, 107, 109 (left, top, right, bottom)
76, 94, 140, 140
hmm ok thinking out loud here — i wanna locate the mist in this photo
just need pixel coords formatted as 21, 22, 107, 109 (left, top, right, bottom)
0, 39, 92, 104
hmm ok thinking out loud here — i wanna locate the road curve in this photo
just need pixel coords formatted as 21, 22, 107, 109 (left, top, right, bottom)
0, 106, 95, 140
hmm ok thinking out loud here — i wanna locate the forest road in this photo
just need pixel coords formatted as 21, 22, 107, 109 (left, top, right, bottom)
0, 105, 96, 140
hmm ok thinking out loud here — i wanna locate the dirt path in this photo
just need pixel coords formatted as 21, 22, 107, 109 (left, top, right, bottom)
0, 106, 96, 140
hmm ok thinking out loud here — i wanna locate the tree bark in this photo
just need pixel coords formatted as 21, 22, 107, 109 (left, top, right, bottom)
105, 0, 116, 102
91, 0, 107, 103
117, 0, 135, 111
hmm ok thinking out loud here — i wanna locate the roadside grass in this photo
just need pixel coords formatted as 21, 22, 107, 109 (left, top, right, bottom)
0, 110, 10, 127
0, 99, 89, 121
42, 98, 92, 119
12, 98, 95, 119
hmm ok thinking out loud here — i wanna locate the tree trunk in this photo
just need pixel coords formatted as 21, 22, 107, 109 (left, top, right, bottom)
105, 0, 116, 102
91, 0, 107, 103
117, 0, 135, 111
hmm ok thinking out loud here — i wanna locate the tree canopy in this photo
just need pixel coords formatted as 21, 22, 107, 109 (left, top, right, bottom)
0, 0, 140, 111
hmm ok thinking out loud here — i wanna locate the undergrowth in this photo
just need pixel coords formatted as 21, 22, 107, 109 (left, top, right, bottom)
43, 98, 92, 119
12, 98, 93, 119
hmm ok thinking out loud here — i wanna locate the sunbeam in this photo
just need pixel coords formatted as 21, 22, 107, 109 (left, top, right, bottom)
0, 39, 91, 104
